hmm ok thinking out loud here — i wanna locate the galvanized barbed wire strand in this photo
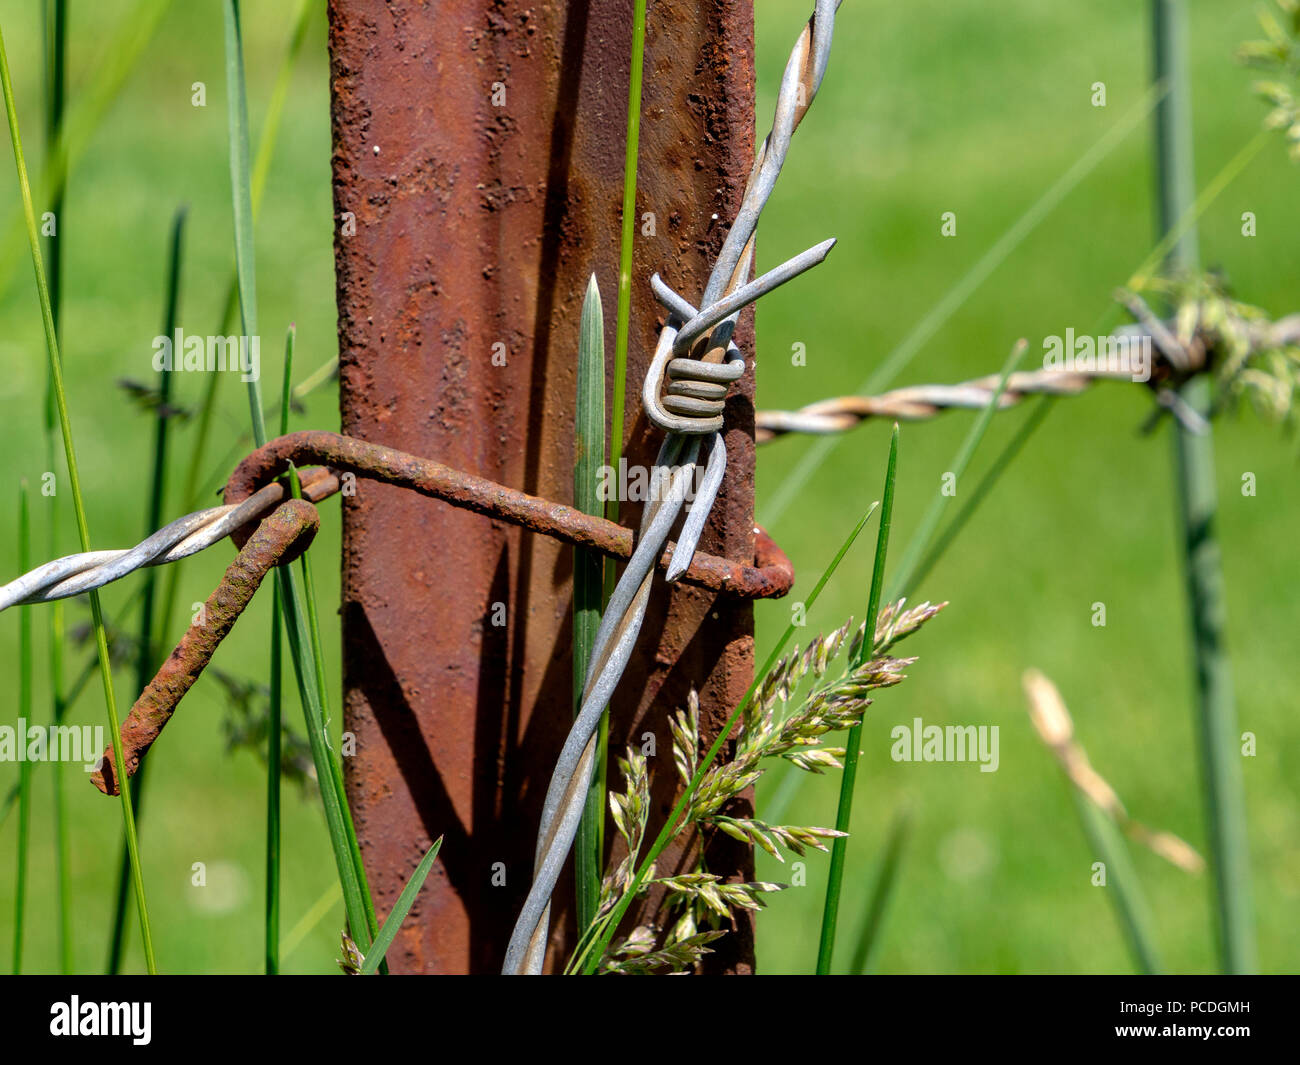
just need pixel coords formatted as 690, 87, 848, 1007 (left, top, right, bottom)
0, 468, 338, 612
755, 366, 1116, 440
504, 0, 840, 974
513, 436, 701, 974
754, 310, 1300, 442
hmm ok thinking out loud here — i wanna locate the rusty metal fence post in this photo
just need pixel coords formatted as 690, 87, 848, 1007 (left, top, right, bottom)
327, 0, 757, 973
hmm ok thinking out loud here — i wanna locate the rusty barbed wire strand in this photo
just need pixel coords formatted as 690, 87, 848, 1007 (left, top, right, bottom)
0, 434, 794, 616
91, 499, 320, 796
503, 0, 841, 974
0, 430, 793, 800
755, 310, 1300, 442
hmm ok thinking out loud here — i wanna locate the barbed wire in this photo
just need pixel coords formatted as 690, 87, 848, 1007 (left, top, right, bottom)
755, 309, 1300, 442
502, 0, 842, 975
0, 469, 339, 613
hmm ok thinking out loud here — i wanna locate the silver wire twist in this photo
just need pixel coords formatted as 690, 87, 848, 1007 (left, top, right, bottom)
502, 0, 840, 974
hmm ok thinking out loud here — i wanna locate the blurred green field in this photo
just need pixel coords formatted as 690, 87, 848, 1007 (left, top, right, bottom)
0, 0, 1296, 974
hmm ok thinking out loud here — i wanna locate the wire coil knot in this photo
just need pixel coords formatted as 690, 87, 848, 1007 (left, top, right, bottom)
643, 273, 747, 435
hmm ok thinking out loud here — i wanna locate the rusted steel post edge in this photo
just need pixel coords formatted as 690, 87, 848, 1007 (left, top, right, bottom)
224, 431, 793, 599
91, 499, 320, 796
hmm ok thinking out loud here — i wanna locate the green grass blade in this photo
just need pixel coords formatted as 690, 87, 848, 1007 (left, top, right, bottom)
273, 565, 373, 949
107, 204, 187, 974
223, 2, 377, 957
12, 483, 32, 974
817, 424, 900, 974
0, 19, 156, 974
223, 0, 266, 446
591, 0, 650, 902
886, 339, 1028, 602
40, 0, 71, 975
359, 836, 444, 975
1072, 789, 1163, 973
606, 0, 647, 546
573, 501, 879, 974
574, 274, 606, 931
849, 804, 912, 974
264, 325, 297, 975
157, 0, 316, 649
1151, 0, 1254, 974
266, 580, 284, 975
908, 394, 1055, 595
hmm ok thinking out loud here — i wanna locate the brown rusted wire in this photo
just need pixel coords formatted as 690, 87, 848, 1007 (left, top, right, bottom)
82, 432, 794, 794
224, 430, 794, 598
91, 499, 320, 796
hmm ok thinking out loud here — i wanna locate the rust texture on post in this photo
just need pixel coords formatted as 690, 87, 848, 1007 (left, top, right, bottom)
327, 0, 757, 973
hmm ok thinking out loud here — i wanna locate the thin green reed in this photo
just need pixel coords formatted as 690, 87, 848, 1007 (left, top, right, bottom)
13, 484, 32, 973
41, 0, 72, 973
574, 276, 606, 929
817, 425, 899, 974
107, 206, 186, 974
590, 0, 651, 892
266, 325, 298, 975
0, 21, 157, 973
223, 0, 378, 952
1151, 0, 1255, 975
1072, 788, 1162, 974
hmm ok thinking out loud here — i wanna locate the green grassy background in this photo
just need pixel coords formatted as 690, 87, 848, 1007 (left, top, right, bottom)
0, 0, 1296, 974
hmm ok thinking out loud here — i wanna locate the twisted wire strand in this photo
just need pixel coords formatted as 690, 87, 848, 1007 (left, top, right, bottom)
754, 311, 1300, 443
503, 0, 840, 973
0, 470, 336, 613
755, 366, 1115, 441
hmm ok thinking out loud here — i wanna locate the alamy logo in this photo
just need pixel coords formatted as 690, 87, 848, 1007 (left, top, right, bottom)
152, 328, 261, 383
1042, 328, 1151, 383
890, 717, 999, 772
49, 997, 151, 1045
0, 720, 104, 772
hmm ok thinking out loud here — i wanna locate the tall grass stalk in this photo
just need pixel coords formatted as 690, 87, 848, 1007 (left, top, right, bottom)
1151, 0, 1255, 974
591, 0, 650, 916
224, 0, 377, 953
12, 484, 32, 973
1072, 790, 1162, 973
156, 0, 315, 657
265, 326, 298, 975
817, 425, 899, 974
107, 205, 186, 974
573, 275, 606, 929
41, 0, 71, 973
573, 503, 879, 973
0, 21, 156, 973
